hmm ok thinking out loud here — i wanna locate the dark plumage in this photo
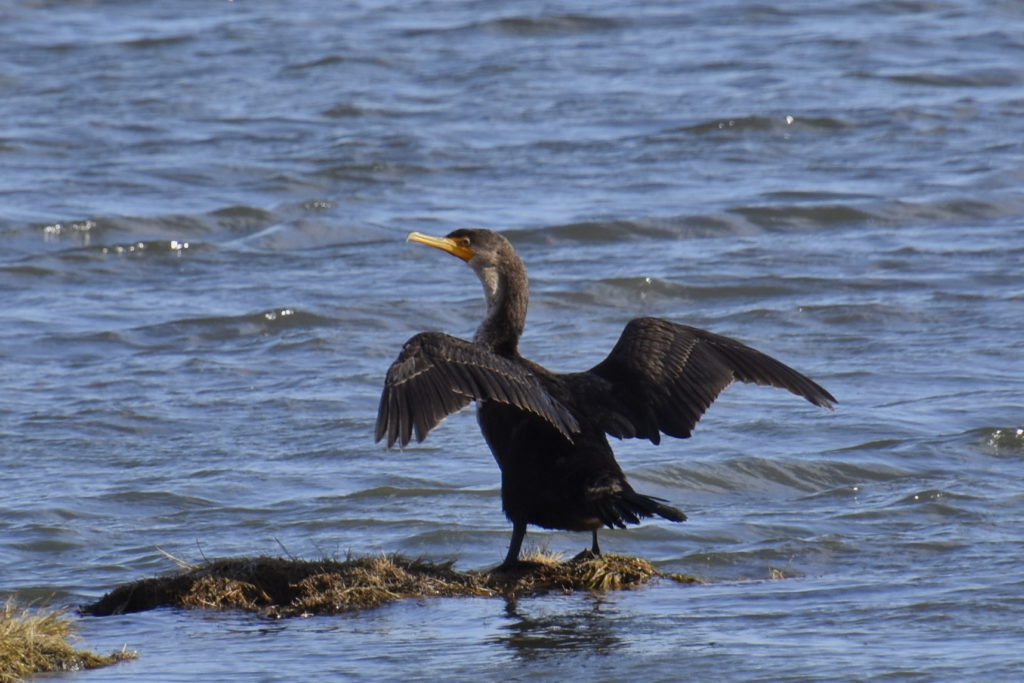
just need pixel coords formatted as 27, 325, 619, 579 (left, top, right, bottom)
376, 229, 835, 569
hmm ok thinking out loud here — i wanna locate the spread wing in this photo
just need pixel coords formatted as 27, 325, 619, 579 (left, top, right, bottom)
375, 331, 579, 448
586, 317, 836, 444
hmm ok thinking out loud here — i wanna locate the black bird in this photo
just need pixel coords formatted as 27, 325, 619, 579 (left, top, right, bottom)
376, 229, 835, 569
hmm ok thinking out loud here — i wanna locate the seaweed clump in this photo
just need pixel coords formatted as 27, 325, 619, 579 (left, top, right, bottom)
84, 551, 703, 619
0, 599, 136, 681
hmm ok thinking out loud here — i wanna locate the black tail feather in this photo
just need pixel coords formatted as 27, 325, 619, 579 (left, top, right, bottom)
597, 490, 687, 528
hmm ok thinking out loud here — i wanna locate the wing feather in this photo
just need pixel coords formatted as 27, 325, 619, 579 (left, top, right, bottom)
587, 317, 835, 443
376, 331, 579, 448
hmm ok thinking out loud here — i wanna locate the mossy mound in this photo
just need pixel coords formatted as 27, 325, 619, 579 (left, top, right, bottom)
83, 552, 704, 619
0, 599, 136, 682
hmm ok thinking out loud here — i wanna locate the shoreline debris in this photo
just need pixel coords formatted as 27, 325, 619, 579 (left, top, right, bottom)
83, 552, 704, 619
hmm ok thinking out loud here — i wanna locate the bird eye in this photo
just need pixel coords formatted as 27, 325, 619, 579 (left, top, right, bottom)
455, 237, 471, 247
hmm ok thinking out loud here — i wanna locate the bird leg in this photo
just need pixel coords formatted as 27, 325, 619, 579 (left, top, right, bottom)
497, 520, 527, 571
571, 529, 602, 563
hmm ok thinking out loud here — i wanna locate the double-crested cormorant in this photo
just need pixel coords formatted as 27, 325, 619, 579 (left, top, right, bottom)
376, 229, 835, 569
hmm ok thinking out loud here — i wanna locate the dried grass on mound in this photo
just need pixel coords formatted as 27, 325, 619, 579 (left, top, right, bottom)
83, 552, 704, 619
0, 599, 136, 682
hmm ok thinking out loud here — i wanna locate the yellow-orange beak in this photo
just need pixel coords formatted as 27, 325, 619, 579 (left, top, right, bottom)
406, 231, 474, 262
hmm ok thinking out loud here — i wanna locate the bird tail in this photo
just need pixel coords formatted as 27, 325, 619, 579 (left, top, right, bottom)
597, 490, 687, 528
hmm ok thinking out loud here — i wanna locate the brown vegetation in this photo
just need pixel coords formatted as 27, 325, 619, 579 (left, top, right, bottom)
84, 551, 705, 619
0, 599, 136, 682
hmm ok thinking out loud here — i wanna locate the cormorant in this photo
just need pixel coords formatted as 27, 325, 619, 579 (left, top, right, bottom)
376, 229, 835, 569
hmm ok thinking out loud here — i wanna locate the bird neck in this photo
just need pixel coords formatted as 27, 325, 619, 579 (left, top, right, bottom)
472, 260, 527, 356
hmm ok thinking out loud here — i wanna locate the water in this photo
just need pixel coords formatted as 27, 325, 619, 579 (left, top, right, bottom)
2, 0, 1023, 680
